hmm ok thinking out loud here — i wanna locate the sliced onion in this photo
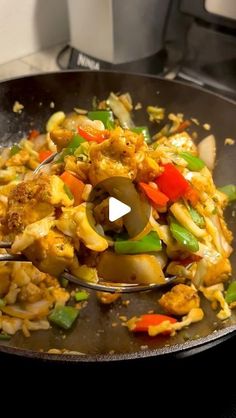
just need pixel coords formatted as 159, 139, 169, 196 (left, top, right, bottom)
1, 304, 36, 319
107, 92, 135, 129
198, 135, 216, 171
1, 300, 51, 319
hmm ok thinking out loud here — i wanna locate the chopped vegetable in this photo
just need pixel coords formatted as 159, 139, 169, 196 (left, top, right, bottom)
60, 277, 69, 288
46, 111, 66, 132
114, 231, 162, 254
74, 290, 89, 302
107, 92, 135, 129
49, 306, 79, 329
156, 163, 189, 202
118, 93, 133, 111
148, 308, 204, 336
131, 127, 150, 142
128, 313, 176, 333
225, 281, 236, 304
189, 206, 205, 228
198, 134, 216, 170
0, 298, 6, 308
139, 182, 169, 207
10, 144, 21, 156
218, 184, 236, 203
184, 186, 199, 206
176, 120, 191, 133
63, 184, 74, 200
60, 171, 85, 205
169, 217, 199, 252
38, 150, 53, 163
0, 333, 11, 341
97, 252, 166, 284
180, 151, 205, 171
28, 129, 40, 140
57, 134, 85, 162
88, 110, 114, 129
147, 106, 165, 123
78, 126, 109, 143
13, 101, 24, 113
170, 202, 205, 238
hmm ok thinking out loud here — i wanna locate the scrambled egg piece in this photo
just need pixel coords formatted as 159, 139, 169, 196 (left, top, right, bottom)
50, 128, 74, 151
148, 308, 204, 337
64, 155, 90, 182
11, 216, 55, 253
200, 284, 231, 320
6, 149, 29, 167
23, 228, 74, 276
56, 204, 108, 252
159, 284, 200, 316
0, 167, 17, 184
0, 316, 22, 335
195, 257, 232, 287
156, 132, 197, 155
96, 292, 121, 304
88, 127, 146, 185
18, 282, 43, 303
6, 174, 72, 232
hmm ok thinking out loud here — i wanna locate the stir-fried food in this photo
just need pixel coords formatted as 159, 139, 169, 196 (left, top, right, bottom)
0, 92, 235, 341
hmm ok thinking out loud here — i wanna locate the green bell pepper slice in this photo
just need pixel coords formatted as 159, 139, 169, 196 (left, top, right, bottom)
189, 206, 205, 229
131, 126, 150, 142
169, 217, 199, 252
74, 291, 89, 302
180, 151, 205, 171
0, 333, 11, 341
218, 184, 236, 203
49, 306, 79, 330
10, 144, 21, 156
0, 298, 6, 308
88, 110, 114, 129
114, 231, 162, 254
225, 281, 236, 304
60, 277, 69, 288
63, 184, 74, 200
57, 134, 85, 162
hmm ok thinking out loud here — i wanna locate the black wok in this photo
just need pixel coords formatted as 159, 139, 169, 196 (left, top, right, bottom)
0, 70, 235, 363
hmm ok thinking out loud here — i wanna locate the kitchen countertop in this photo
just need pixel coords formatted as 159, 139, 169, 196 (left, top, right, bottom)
0, 43, 65, 82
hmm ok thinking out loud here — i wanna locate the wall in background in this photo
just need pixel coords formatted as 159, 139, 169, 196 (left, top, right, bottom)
0, 0, 69, 65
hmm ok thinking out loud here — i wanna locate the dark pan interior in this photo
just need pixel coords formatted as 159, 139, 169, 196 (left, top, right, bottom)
0, 71, 235, 362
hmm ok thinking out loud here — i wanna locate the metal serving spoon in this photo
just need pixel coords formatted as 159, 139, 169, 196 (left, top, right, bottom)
0, 153, 178, 293
0, 248, 178, 293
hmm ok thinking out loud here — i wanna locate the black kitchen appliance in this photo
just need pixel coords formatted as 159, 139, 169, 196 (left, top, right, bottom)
63, 0, 236, 100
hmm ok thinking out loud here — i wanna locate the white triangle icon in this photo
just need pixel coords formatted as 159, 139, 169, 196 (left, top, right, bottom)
108, 197, 131, 222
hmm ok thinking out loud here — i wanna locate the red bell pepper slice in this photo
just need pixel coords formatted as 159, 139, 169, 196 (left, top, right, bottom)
139, 182, 169, 207
176, 120, 191, 133
132, 314, 177, 334
28, 129, 40, 140
60, 171, 85, 205
155, 163, 189, 202
184, 186, 199, 206
38, 150, 53, 163
78, 126, 110, 143
178, 254, 202, 266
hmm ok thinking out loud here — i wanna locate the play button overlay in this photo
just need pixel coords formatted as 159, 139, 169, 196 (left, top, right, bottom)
87, 177, 151, 239
108, 197, 131, 222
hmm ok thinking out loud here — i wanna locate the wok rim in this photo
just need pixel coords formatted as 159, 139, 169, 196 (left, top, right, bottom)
0, 68, 235, 105
0, 323, 236, 362
0, 70, 235, 362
